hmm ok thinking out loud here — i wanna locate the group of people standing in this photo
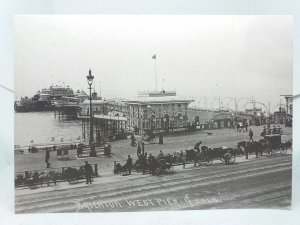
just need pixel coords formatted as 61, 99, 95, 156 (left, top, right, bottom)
122, 149, 166, 175
261, 125, 282, 136
229, 117, 249, 132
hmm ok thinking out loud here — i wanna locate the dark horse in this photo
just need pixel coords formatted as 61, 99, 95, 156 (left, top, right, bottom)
149, 155, 172, 175
237, 141, 265, 159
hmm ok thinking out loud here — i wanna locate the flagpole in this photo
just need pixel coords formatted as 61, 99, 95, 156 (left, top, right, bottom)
155, 57, 157, 92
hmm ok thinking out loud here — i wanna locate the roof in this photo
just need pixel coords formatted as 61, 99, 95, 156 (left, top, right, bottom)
80, 99, 107, 105
123, 95, 194, 104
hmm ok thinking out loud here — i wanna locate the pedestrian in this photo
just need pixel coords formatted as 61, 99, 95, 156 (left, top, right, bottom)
261, 126, 267, 137
148, 153, 155, 175
84, 161, 93, 184
230, 120, 235, 129
77, 144, 83, 158
249, 129, 254, 142
243, 120, 248, 132
159, 133, 164, 144
130, 133, 136, 147
125, 155, 133, 175
142, 141, 145, 155
45, 149, 51, 168
137, 142, 142, 157
142, 152, 148, 174
89, 142, 97, 157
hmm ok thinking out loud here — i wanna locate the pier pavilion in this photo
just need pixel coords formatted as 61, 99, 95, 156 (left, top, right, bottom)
122, 90, 194, 134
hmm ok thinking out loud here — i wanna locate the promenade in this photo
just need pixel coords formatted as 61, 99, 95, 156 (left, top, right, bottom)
15, 125, 292, 176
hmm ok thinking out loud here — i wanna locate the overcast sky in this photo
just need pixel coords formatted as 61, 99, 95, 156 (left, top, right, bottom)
15, 15, 292, 112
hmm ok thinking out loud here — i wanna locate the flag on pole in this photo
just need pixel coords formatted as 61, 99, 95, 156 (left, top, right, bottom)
152, 54, 156, 59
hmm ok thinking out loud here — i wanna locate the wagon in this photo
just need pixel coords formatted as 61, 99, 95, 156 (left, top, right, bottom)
202, 147, 237, 166
264, 134, 288, 156
180, 146, 236, 167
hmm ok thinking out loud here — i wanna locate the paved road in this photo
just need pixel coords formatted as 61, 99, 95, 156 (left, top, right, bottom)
15, 154, 292, 213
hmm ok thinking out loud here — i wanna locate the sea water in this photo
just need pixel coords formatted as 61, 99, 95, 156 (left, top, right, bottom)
14, 111, 82, 146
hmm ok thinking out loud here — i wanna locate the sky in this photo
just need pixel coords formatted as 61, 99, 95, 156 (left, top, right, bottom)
14, 15, 292, 112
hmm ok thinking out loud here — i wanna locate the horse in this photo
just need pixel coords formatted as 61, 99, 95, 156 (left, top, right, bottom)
238, 141, 264, 159
25, 171, 40, 189
281, 140, 292, 150
38, 171, 57, 187
149, 156, 172, 175
172, 151, 186, 168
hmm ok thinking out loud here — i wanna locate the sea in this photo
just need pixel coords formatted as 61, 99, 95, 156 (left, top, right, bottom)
14, 112, 82, 146
14, 109, 214, 147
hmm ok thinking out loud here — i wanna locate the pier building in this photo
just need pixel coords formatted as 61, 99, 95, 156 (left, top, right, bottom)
122, 90, 194, 134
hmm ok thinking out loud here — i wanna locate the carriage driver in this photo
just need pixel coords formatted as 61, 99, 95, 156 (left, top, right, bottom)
194, 141, 202, 167
194, 141, 202, 152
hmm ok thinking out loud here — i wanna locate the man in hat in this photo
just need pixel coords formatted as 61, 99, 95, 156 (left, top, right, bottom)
45, 149, 51, 168
84, 161, 93, 184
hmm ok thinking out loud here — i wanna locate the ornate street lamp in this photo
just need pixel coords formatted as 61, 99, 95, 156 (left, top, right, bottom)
86, 69, 94, 146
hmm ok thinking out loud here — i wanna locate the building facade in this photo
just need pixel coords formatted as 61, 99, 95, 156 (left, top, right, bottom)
122, 90, 193, 134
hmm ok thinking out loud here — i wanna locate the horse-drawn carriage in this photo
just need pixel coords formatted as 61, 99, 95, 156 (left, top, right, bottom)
263, 134, 289, 156
15, 164, 98, 189
63, 166, 96, 184
114, 154, 172, 176
177, 148, 212, 167
148, 155, 173, 175
237, 133, 290, 159
15, 170, 58, 189
176, 146, 237, 168
205, 147, 237, 165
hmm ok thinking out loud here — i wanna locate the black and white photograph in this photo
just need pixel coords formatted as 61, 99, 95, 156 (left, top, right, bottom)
14, 15, 293, 213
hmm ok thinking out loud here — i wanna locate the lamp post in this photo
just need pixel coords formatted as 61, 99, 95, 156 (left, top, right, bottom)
86, 69, 94, 146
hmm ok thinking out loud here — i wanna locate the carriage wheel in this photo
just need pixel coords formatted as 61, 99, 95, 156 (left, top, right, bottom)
265, 147, 272, 157
238, 146, 245, 156
40, 180, 50, 187
280, 146, 287, 155
229, 154, 236, 164
68, 177, 78, 184
204, 157, 213, 166
197, 159, 204, 167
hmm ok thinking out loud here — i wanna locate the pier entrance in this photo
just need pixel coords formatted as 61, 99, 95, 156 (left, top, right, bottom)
80, 114, 127, 145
